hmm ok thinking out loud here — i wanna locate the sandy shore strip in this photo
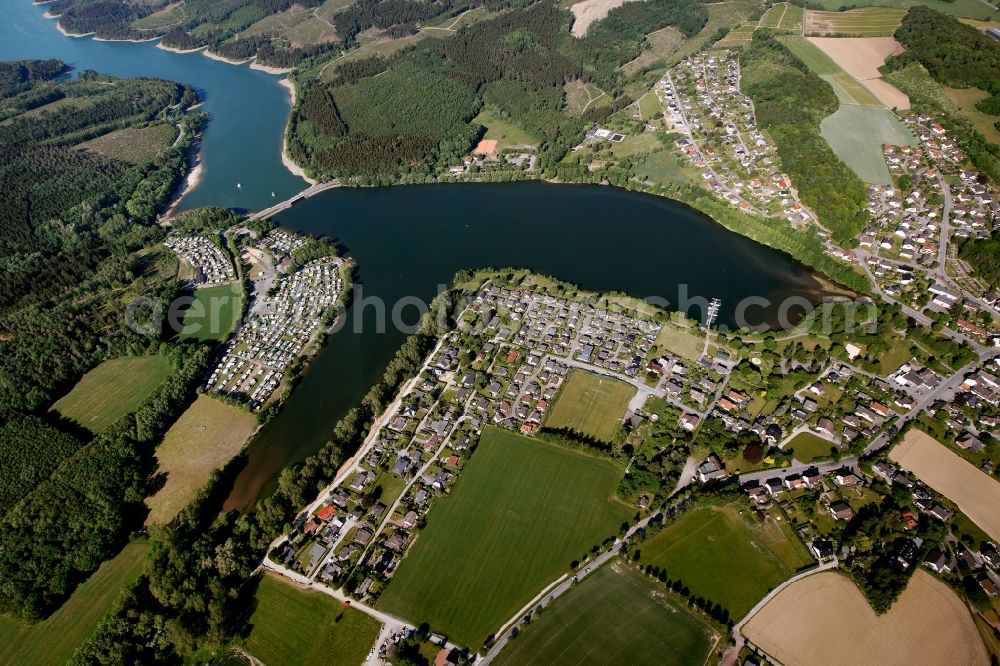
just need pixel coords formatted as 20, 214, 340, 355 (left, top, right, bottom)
278, 78, 317, 185
156, 42, 208, 55
250, 60, 293, 75
54, 21, 94, 38
202, 50, 254, 66
94, 35, 160, 43
161, 159, 204, 223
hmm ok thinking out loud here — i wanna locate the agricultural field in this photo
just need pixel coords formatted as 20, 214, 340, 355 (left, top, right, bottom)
144, 395, 258, 525
0, 541, 149, 666
891, 429, 1000, 542
493, 559, 719, 666
744, 571, 988, 665
472, 108, 539, 150
716, 21, 756, 48
51, 354, 172, 433
76, 124, 177, 164
177, 283, 242, 341
821, 105, 916, 184
759, 2, 804, 32
545, 369, 636, 442
243, 574, 380, 666
786, 431, 839, 463
378, 428, 632, 648
779, 36, 884, 107
638, 502, 813, 618
804, 7, 906, 36
808, 36, 910, 109
802, 0, 998, 21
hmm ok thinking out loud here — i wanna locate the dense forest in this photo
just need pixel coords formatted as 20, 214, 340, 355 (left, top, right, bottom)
740, 32, 869, 245
0, 62, 215, 618
959, 232, 1000, 289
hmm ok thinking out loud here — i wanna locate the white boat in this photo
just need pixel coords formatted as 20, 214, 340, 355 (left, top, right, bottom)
236, 182, 242, 189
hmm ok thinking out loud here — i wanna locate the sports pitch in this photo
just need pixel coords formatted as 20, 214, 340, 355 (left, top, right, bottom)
493, 559, 718, 666
52, 354, 171, 432
378, 427, 632, 648
545, 369, 635, 442
638, 503, 812, 618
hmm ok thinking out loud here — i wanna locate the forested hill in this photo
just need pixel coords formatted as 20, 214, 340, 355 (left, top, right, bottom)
287, 0, 708, 182
0, 61, 214, 620
0, 60, 200, 425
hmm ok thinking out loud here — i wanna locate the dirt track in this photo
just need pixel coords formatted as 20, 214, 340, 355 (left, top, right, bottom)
744, 570, 987, 666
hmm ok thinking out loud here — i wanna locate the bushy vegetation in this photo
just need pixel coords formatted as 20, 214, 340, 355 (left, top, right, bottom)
0, 416, 86, 517
958, 232, 1000, 288
740, 32, 868, 245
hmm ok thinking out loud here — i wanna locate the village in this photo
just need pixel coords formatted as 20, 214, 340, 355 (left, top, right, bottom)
166, 227, 346, 411
656, 51, 816, 226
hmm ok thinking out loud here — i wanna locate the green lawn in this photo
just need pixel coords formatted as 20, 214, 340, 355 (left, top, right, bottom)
634, 149, 698, 186
787, 431, 839, 463
177, 283, 242, 341
245, 574, 380, 666
638, 503, 812, 618
545, 369, 636, 442
493, 559, 718, 666
378, 428, 632, 648
779, 36, 842, 76
0, 541, 149, 666
51, 354, 172, 432
473, 107, 539, 150
821, 106, 916, 185
655, 324, 706, 361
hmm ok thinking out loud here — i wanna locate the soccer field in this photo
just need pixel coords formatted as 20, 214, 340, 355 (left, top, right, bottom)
378, 428, 632, 648
245, 574, 380, 666
545, 369, 635, 442
821, 105, 916, 184
51, 355, 172, 432
493, 559, 718, 666
639, 503, 812, 618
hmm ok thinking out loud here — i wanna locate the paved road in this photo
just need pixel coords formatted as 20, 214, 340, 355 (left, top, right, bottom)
737, 457, 858, 486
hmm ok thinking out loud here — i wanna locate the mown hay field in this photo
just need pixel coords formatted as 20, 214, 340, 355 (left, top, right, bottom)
744, 570, 987, 666
545, 369, 635, 442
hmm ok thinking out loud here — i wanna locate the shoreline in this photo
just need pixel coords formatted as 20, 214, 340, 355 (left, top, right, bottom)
155, 42, 207, 55
202, 49, 253, 66
278, 78, 318, 185
250, 60, 293, 75
94, 35, 159, 43
161, 158, 204, 223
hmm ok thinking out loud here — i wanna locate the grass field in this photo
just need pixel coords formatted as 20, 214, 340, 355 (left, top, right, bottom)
473, 107, 539, 149
946, 86, 1000, 146
244, 574, 380, 666
804, 7, 906, 36
638, 502, 812, 618
821, 105, 916, 184
634, 149, 699, 186
610, 132, 662, 158
655, 324, 705, 361
787, 431, 839, 463
378, 428, 632, 648
77, 124, 177, 164
0, 541, 149, 666
803, 0, 997, 21
545, 369, 635, 442
145, 395, 258, 525
52, 354, 171, 432
745, 571, 988, 665
621, 26, 685, 77
564, 80, 610, 116
177, 283, 242, 341
493, 559, 718, 666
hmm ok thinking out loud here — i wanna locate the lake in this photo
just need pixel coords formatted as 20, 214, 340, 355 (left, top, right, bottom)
0, 0, 307, 211
0, 5, 831, 509
223, 182, 828, 509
